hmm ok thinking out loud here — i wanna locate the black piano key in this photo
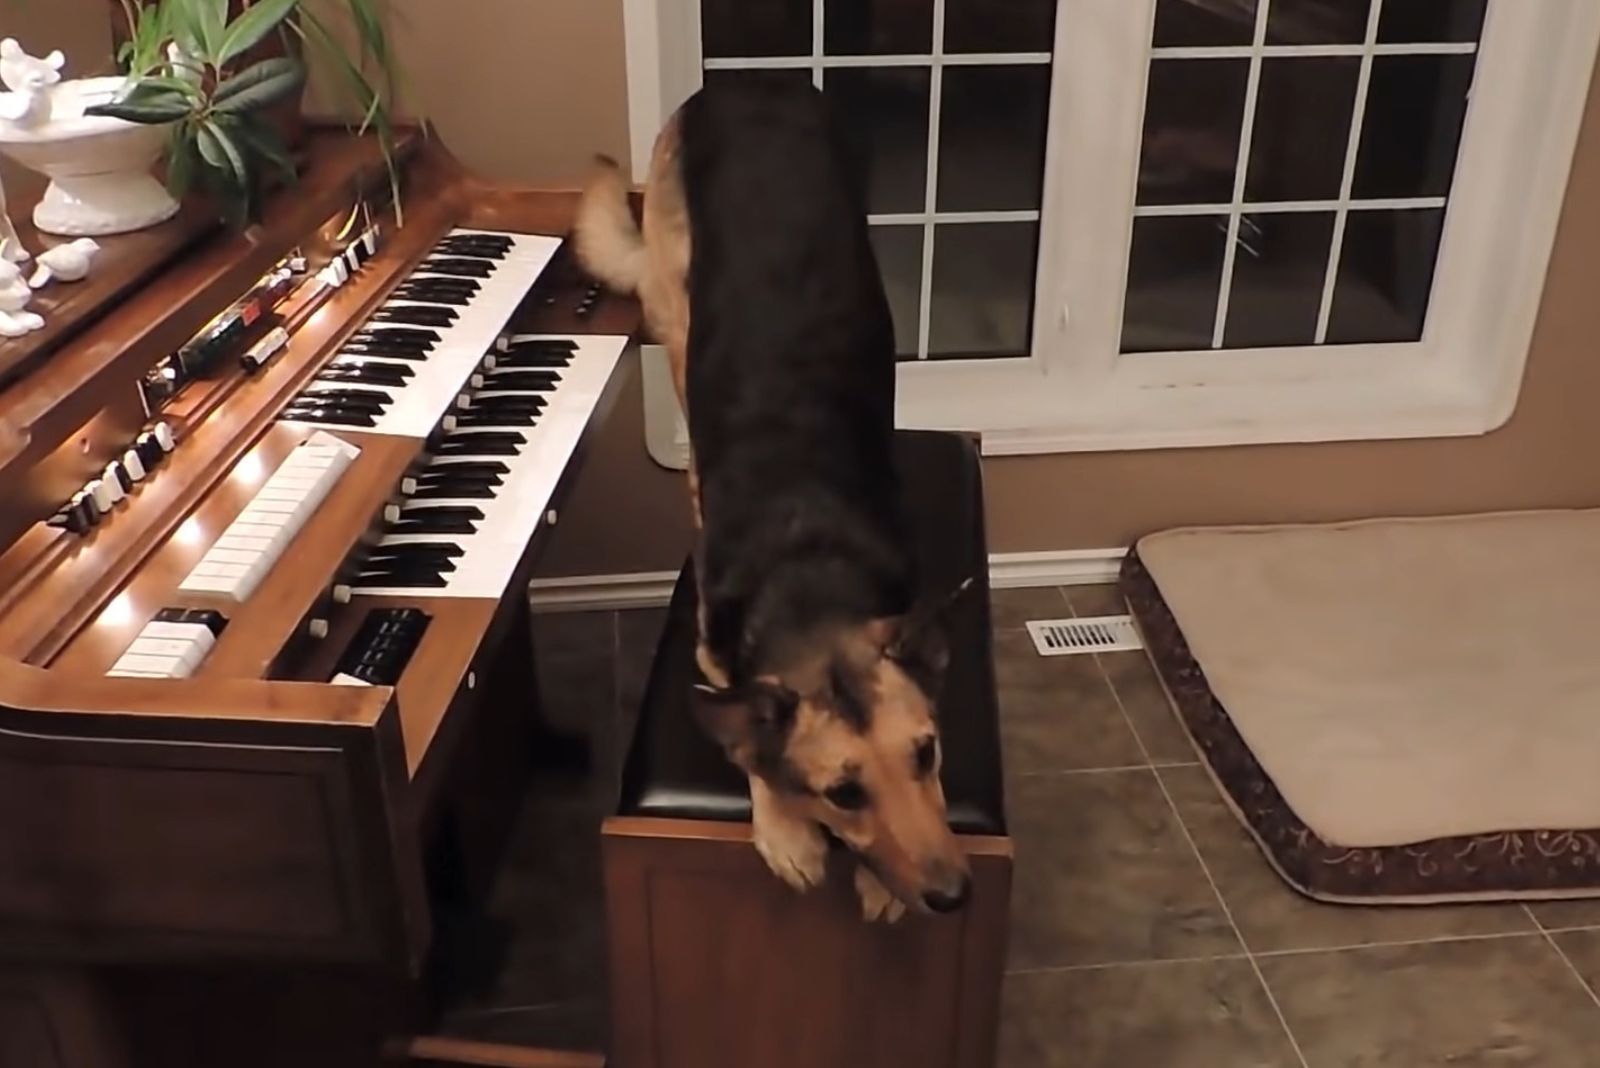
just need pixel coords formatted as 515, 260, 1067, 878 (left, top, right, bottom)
399, 505, 486, 520
481, 375, 559, 393
389, 517, 479, 535
421, 257, 496, 277
490, 352, 571, 370
441, 431, 527, 447
408, 483, 497, 500
355, 326, 440, 343
291, 395, 390, 414
367, 545, 465, 563
394, 288, 473, 307
321, 361, 412, 379
452, 412, 539, 429
356, 573, 451, 589
363, 554, 458, 575
283, 410, 378, 428
373, 306, 459, 327
434, 441, 521, 457
319, 368, 413, 387
438, 237, 511, 255
342, 346, 432, 363
302, 386, 393, 402
398, 277, 481, 293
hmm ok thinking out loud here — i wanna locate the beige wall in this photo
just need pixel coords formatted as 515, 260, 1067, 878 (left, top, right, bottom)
304, 0, 632, 186
1, 0, 110, 73
13, 2, 1600, 576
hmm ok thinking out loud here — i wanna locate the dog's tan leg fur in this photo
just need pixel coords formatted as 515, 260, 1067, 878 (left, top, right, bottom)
750, 775, 828, 892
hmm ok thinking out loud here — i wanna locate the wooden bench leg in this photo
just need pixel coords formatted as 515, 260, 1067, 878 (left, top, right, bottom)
603, 818, 1011, 1068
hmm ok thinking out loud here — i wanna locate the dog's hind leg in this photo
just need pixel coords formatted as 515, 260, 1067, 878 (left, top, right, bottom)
751, 775, 827, 892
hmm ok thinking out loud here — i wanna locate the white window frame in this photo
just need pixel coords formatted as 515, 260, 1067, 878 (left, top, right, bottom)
622, 0, 1600, 455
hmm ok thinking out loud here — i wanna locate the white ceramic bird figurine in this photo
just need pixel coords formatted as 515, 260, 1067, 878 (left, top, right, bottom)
0, 171, 26, 265
0, 38, 65, 127
28, 238, 100, 289
0, 259, 44, 337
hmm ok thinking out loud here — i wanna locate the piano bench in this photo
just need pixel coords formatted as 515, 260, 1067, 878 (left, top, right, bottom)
601, 430, 1012, 1068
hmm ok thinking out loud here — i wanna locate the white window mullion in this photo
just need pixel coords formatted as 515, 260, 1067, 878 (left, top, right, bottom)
812, 0, 824, 89
916, 0, 948, 361
1210, 1, 1271, 349
1315, 0, 1385, 344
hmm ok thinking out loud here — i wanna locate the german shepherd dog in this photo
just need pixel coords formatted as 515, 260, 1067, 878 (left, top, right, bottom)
575, 79, 971, 921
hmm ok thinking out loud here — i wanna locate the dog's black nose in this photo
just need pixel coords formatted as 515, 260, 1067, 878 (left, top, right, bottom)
922, 876, 972, 914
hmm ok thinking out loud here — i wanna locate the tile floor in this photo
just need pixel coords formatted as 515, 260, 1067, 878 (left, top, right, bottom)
440, 585, 1600, 1067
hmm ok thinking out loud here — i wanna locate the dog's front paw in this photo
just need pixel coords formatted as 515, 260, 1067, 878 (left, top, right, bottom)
753, 809, 828, 892
855, 864, 907, 924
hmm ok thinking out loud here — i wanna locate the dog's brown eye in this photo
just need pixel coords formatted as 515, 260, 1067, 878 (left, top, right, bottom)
915, 736, 938, 777
824, 781, 868, 811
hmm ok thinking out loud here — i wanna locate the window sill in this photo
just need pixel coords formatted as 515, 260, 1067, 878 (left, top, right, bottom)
898, 364, 1512, 456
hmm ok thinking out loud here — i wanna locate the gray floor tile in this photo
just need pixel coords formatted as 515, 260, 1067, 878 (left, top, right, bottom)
1008, 770, 1240, 970
1549, 929, 1600, 999
1260, 936, 1600, 1066
1102, 649, 1197, 765
1066, 583, 1128, 619
1530, 899, 1600, 932
995, 628, 1146, 774
990, 586, 1072, 630
531, 610, 615, 740
1000, 960, 1299, 1068
1161, 766, 1533, 953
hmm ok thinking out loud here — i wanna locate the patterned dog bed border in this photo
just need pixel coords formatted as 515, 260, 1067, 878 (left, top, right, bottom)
1121, 546, 1600, 903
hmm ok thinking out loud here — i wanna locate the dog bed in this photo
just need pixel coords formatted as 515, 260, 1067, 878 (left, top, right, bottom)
1122, 509, 1600, 903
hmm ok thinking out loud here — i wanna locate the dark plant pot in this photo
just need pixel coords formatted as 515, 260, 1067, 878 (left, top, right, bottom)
107, 0, 307, 150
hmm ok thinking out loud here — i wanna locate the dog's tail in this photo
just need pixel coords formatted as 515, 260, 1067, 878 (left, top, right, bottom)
574, 155, 647, 295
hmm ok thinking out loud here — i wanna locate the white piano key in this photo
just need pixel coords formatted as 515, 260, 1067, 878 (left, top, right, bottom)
357, 334, 626, 599
179, 434, 359, 602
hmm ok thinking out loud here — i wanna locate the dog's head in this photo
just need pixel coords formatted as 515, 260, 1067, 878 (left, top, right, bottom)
693, 582, 974, 914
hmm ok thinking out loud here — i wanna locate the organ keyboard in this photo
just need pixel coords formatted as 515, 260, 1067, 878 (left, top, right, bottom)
0, 127, 640, 1068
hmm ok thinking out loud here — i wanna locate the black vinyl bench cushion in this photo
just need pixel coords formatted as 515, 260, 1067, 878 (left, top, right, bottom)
615, 430, 1007, 837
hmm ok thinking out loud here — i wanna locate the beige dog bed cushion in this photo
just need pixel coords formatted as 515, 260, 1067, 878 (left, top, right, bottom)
1123, 510, 1600, 903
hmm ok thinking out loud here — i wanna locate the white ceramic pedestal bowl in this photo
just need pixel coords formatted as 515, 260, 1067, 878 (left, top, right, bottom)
0, 77, 179, 237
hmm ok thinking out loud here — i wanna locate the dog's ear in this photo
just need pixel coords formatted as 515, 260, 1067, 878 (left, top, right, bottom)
691, 681, 800, 768
885, 577, 977, 695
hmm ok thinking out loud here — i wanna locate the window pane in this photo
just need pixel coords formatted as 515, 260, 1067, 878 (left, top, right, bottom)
937, 66, 1051, 212
1266, 0, 1371, 45
1246, 57, 1361, 202
1351, 54, 1476, 199
1121, 214, 1229, 353
945, 0, 1058, 53
1377, 0, 1487, 43
928, 224, 1038, 359
824, 0, 932, 55
702, 0, 811, 58
869, 225, 924, 360
1137, 59, 1251, 206
1223, 212, 1335, 348
1326, 208, 1446, 344
823, 68, 930, 215
702, 68, 815, 93
1153, 0, 1258, 46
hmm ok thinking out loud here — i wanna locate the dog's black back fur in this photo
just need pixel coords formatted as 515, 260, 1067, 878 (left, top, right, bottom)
680, 79, 912, 682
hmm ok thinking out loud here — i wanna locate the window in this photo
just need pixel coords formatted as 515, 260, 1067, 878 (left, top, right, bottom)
623, 1, 1600, 453
698, 0, 1058, 363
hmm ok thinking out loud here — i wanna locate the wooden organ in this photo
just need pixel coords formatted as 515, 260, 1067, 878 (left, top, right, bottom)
0, 127, 635, 1068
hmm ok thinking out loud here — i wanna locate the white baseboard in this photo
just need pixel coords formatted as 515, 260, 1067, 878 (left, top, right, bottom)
529, 548, 1126, 613
986, 548, 1127, 589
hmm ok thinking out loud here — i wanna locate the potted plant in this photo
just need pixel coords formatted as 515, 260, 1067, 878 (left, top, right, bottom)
91, 0, 403, 227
